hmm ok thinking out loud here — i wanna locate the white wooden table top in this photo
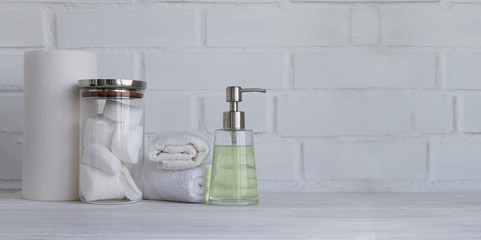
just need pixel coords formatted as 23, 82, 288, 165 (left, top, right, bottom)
1, 191, 481, 239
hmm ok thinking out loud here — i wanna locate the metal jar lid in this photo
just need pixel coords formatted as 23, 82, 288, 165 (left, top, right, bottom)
78, 79, 147, 90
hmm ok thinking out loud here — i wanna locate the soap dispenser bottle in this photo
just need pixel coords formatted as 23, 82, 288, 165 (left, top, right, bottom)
208, 86, 266, 206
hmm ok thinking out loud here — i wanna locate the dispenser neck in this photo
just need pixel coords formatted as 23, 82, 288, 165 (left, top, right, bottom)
222, 86, 266, 130
230, 102, 238, 112
223, 111, 244, 129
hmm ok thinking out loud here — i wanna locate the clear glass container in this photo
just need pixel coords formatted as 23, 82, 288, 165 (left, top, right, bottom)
78, 79, 146, 204
208, 129, 259, 206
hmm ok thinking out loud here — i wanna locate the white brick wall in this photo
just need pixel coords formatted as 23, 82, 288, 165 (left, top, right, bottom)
0, 96, 24, 133
145, 53, 283, 90
433, 142, 481, 180
57, 11, 196, 48
256, 140, 299, 180
458, 96, 481, 133
1, 0, 481, 192
303, 142, 426, 180
206, 10, 348, 46
0, 132, 22, 180
294, 52, 436, 89
278, 95, 452, 136
144, 94, 194, 133
0, 54, 24, 90
350, 8, 379, 46
97, 54, 136, 80
447, 53, 481, 89
0, 11, 44, 47
382, 8, 481, 46
0, 96, 24, 180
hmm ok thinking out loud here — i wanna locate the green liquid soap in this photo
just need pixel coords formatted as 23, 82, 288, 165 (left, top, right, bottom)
208, 145, 258, 206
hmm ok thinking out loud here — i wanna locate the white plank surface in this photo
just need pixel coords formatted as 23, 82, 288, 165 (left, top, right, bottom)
1, 192, 481, 239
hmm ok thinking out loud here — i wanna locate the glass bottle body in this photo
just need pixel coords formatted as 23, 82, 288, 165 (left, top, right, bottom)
208, 129, 258, 206
79, 89, 144, 204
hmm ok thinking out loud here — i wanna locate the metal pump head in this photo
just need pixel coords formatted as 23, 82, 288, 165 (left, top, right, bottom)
223, 86, 266, 129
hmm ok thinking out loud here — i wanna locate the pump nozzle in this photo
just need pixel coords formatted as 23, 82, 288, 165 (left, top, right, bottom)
242, 88, 267, 93
223, 86, 266, 129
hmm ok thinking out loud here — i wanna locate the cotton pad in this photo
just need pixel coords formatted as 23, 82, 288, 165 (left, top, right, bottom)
79, 164, 124, 202
102, 100, 143, 126
111, 125, 143, 164
81, 143, 122, 175
83, 114, 116, 149
118, 166, 142, 201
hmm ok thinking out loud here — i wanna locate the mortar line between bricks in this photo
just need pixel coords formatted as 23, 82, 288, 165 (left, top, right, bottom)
376, 6, 382, 46
0, 2, 468, 12
438, 51, 447, 89
194, 9, 204, 47
275, 134, 458, 140
133, 52, 142, 80
200, 9, 207, 47
425, 141, 434, 184
139, 52, 146, 81
11, 46, 481, 53
41, 8, 54, 50
0, 92, 24, 97
144, 89, 459, 94
348, 7, 353, 46
0, 2, 450, 8
0, 87, 23, 92
191, 96, 202, 131
0, 3, 249, 11
453, 96, 458, 134
299, 142, 305, 183
198, 97, 208, 134
277, 0, 290, 10
276, 134, 481, 142
435, 52, 441, 89
253, 97, 272, 134
273, 96, 278, 134
285, 51, 294, 89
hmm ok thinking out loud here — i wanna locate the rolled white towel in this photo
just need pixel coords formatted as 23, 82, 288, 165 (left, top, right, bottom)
111, 125, 143, 164
103, 100, 143, 126
148, 132, 210, 170
81, 143, 121, 175
143, 161, 210, 203
79, 164, 124, 202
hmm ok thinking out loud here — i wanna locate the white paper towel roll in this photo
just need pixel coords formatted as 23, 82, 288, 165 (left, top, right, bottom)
23, 50, 97, 201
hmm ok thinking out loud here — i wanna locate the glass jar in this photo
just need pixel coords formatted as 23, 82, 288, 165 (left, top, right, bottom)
78, 79, 146, 204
